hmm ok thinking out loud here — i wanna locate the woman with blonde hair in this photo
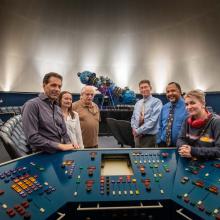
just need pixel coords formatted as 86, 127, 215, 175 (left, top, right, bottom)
58, 91, 84, 149
177, 89, 220, 159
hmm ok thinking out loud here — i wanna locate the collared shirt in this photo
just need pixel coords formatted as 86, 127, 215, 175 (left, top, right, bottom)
158, 97, 187, 146
72, 100, 100, 148
131, 95, 162, 135
22, 93, 70, 153
65, 112, 84, 149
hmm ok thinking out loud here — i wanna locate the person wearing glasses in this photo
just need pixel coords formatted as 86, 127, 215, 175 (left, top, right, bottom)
72, 85, 100, 148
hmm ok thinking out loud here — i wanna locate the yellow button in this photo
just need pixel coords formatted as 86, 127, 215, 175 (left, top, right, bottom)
135, 190, 140, 195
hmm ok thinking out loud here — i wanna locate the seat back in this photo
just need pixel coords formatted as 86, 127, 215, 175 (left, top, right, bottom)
0, 106, 22, 115
0, 106, 22, 123
0, 115, 31, 159
12, 106, 22, 115
206, 106, 214, 113
117, 120, 135, 147
106, 118, 125, 147
0, 107, 9, 114
0, 118, 3, 126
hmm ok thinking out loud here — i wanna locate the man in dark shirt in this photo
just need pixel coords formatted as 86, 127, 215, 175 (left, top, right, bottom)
22, 72, 77, 153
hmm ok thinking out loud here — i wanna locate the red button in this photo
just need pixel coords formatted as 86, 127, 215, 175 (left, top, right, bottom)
21, 201, 29, 208
0, 190, 4, 195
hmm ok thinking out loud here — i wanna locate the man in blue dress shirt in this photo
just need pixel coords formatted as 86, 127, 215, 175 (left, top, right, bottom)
131, 80, 162, 147
158, 82, 187, 147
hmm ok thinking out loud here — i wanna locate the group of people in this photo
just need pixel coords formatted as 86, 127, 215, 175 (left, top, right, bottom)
22, 72, 100, 154
131, 79, 220, 159
22, 72, 220, 160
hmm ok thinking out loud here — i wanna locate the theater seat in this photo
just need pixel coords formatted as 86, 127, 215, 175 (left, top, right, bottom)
0, 106, 22, 115
0, 118, 3, 126
106, 118, 124, 147
106, 118, 135, 148
0, 115, 31, 159
0, 107, 9, 114
117, 120, 135, 147
12, 106, 22, 115
206, 106, 214, 113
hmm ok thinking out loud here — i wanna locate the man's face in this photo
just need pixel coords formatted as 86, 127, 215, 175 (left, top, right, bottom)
43, 76, 62, 101
81, 88, 95, 105
166, 83, 181, 103
139, 83, 151, 98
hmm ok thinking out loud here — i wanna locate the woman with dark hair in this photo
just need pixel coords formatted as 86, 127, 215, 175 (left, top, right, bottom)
59, 91, 84, 149
177, 89, 220, 159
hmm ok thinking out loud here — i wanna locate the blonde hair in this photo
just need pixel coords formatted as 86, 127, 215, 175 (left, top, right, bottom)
185, 89, 206, 105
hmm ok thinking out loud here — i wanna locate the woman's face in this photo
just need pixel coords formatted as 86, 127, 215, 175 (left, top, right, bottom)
61, 93, 72, 108
185, 96, 204, 118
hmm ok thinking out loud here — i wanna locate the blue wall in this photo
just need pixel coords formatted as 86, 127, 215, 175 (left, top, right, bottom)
0, 92, 81, 107
1, 91, 220, 113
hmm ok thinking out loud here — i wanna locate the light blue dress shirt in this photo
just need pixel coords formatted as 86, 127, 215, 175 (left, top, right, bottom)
131, 95, 163, 135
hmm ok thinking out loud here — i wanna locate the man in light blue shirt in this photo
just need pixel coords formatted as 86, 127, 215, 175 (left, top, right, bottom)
158, 82, 187, 147
131, 80, 162, 147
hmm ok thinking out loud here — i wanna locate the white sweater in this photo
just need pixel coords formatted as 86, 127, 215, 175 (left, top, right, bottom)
65, 112, 84, 149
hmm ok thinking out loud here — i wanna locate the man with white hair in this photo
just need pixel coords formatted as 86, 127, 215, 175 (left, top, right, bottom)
72, 85, 100, 148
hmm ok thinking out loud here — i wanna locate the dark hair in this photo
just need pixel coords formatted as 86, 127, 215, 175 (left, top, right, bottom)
58, 91, 75, 119
139, 80, 151, 88
43, 72, 63, 84
167, 82, 182, 94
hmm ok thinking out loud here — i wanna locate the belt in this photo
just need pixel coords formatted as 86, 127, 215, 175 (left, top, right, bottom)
141, 134, 156, 137
85, 145, 98, 148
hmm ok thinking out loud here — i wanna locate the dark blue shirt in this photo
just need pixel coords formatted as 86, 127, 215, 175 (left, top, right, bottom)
22, 93, 70, 153
158, 97, 187, 146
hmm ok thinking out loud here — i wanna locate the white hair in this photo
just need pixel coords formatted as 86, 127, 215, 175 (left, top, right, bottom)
81, 85, 95, 95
